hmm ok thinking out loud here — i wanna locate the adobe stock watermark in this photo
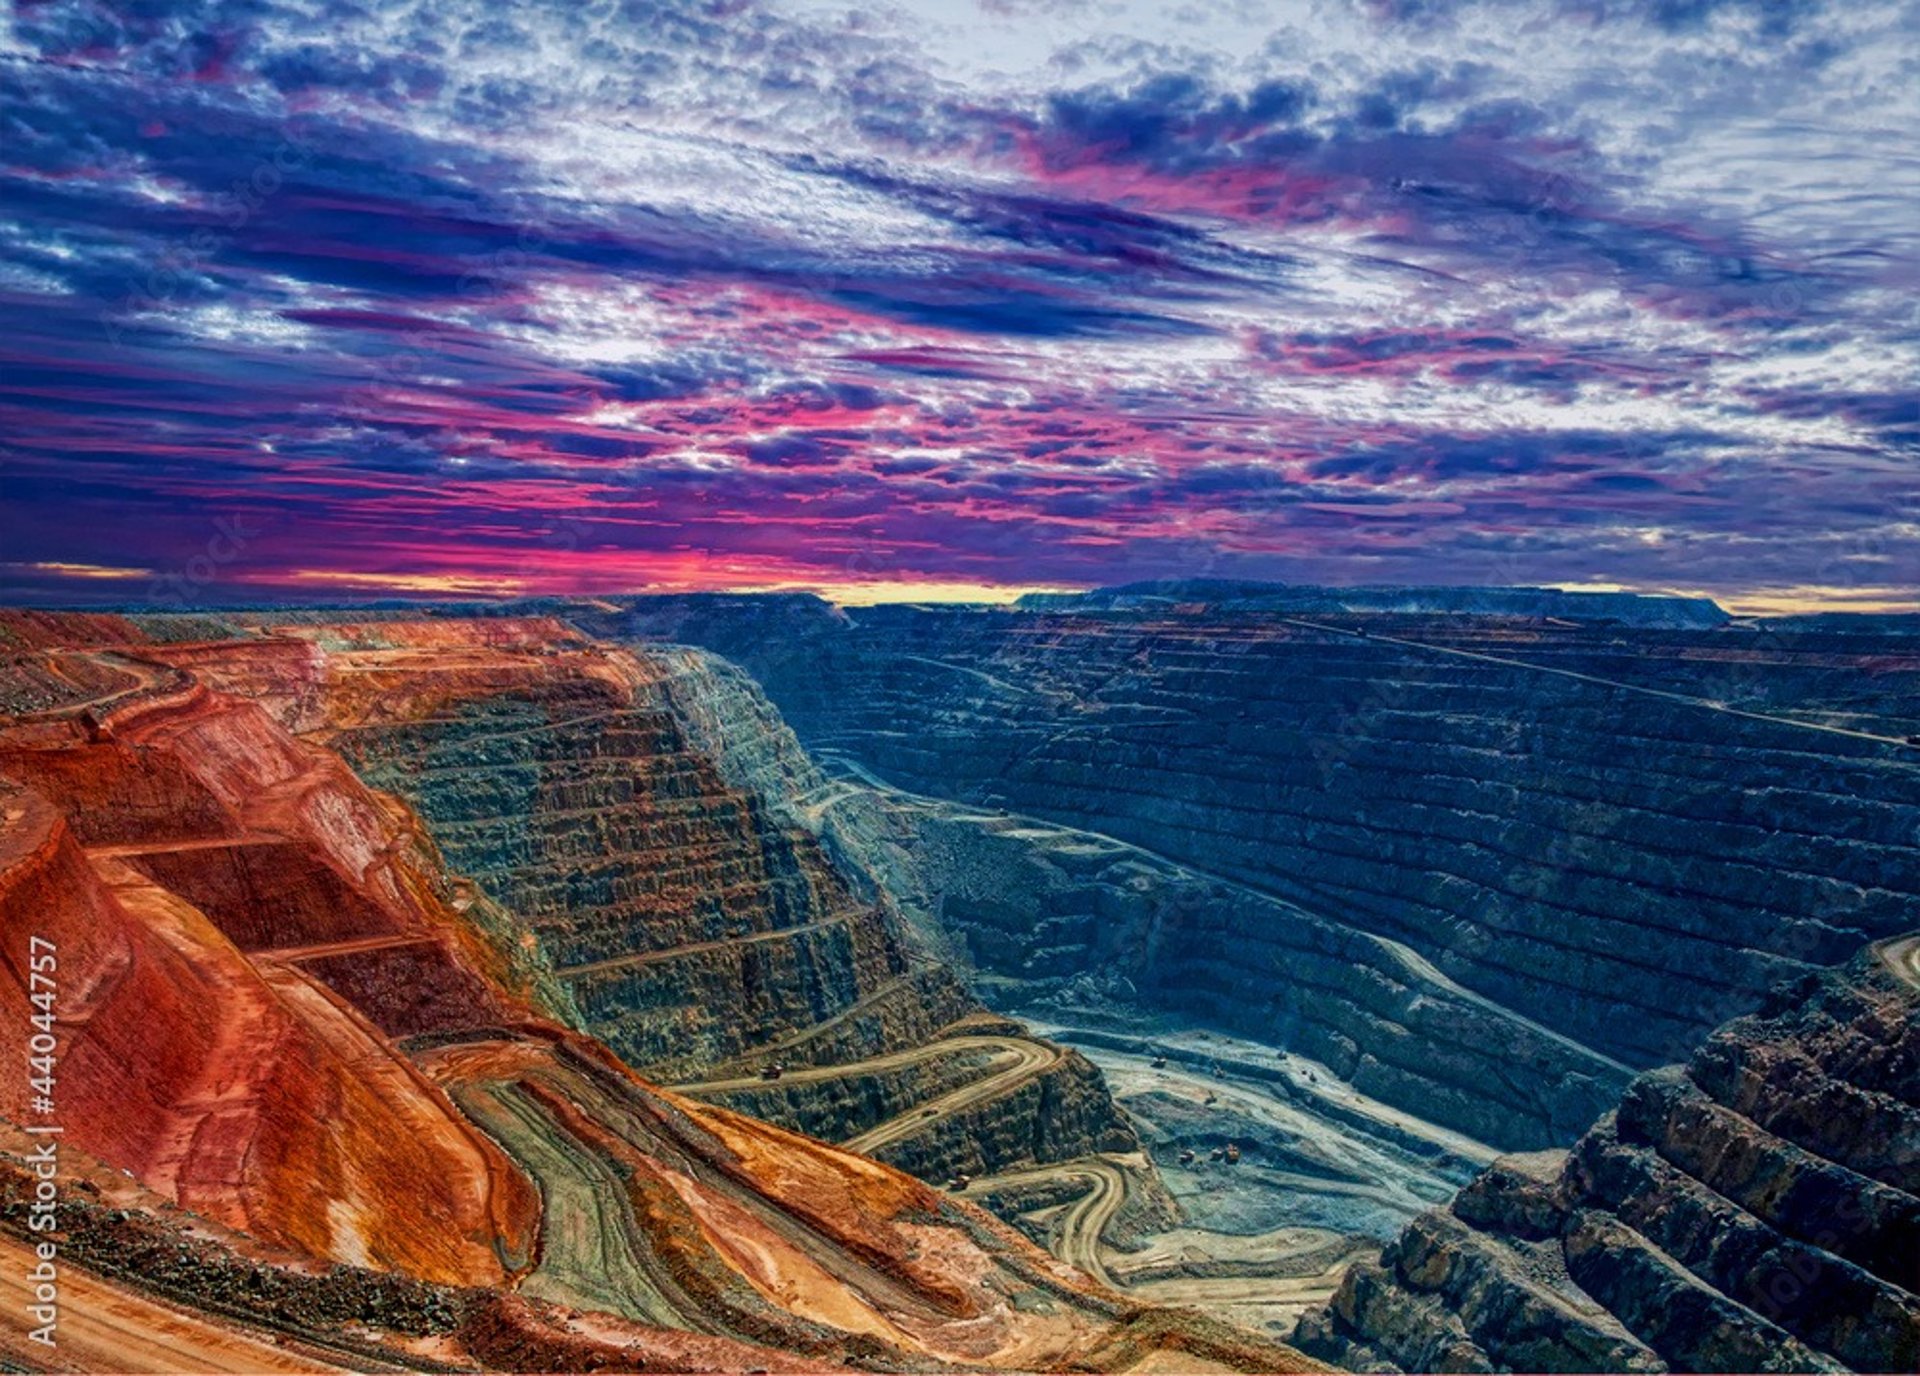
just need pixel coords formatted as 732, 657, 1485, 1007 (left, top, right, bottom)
21, 934, 61, 1350
146, 514, 274, 610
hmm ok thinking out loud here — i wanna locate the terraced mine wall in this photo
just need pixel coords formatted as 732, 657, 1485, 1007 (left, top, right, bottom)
1357, 615, 1920, 740
889, 1049, 1139, 1183
1294, 944, 1920, 1373
277, 627, 965, 1080
0, 680, 542, 1287
698, 1045, 1003, 1138
0, 620, 1320, 1375
695, 1041, 1135, 1180
809, 788, 1624, 1148
161, 621, 1144, 1191
592, 598, 1920, 1092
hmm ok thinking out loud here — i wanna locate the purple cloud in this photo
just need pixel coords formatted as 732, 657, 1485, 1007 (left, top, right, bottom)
0, 0, 1913, 610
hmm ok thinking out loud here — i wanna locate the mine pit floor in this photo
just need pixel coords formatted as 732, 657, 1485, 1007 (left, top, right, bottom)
990, 1018, 1490, 1339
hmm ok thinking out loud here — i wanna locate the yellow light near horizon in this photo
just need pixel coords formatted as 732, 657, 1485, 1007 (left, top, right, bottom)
23, 561, 153, 580
22, 559, 1903, 617
1715, 587, 1920, 618
1547, 581, 1918, 617
284, 568, 532, 597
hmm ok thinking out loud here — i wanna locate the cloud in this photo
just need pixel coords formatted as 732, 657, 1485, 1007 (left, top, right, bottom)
0, 0, 1913, 606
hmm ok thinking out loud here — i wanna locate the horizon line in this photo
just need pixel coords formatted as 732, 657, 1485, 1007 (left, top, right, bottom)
1, 573, 1916, 619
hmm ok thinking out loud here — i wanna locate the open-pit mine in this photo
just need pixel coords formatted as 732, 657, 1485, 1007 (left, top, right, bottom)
2, 586, 1916, 1373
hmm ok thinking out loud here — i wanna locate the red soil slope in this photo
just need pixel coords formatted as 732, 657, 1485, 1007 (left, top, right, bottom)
0, 655, 539, 1287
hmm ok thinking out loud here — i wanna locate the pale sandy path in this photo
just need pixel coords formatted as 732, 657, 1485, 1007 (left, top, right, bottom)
0, 1236, 353, 1374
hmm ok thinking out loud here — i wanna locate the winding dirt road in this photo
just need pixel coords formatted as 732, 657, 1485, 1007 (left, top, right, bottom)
556, 915, 852, 979
1875, 932, 1920, 988
843, 1036, 1060, 1156
9, 649, 162, 723
1278, 616, 1919, 749
255, 932, 444, 964
812, 752, 1631, 1081
673, 1032, 1066, 1158
960, 1155, 1130, 1288
682, 1035, 1144, 1295
707, 963, 940, 1068
1364, 931, 1636, 1079
957, 1148, 1368, 1327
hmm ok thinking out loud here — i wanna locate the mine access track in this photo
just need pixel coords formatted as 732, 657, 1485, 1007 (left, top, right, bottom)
672, 1033, 1065, 1156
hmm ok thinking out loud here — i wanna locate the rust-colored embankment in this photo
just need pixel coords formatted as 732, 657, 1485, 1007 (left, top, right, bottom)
0, 646, 538, 1288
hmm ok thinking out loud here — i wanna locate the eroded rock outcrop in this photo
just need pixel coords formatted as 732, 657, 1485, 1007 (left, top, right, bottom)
1293, 947, 1920, 1373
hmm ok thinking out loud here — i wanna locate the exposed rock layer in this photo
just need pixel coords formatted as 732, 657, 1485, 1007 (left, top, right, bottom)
594, 598, 1920, 1100
1293, 948, 1920, 1373
0, 614, 1317, 1373
811, 783, 1624, 1148
254, 622, 973, 1080
201, 621, 1141, 1184
0, 672, 539, 1288
108, 621, 1142, 1195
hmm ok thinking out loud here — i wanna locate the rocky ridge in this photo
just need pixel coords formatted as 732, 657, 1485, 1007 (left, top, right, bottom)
1014, 582, 1730, 628
1293, 944, 1920, 1373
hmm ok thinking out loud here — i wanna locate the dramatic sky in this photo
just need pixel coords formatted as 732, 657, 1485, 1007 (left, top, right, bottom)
1, 0, 1915, 609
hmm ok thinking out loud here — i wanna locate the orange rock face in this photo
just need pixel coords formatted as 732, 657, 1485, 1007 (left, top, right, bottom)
0, 616, 1317, 1373
0, 643, 540, 1289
